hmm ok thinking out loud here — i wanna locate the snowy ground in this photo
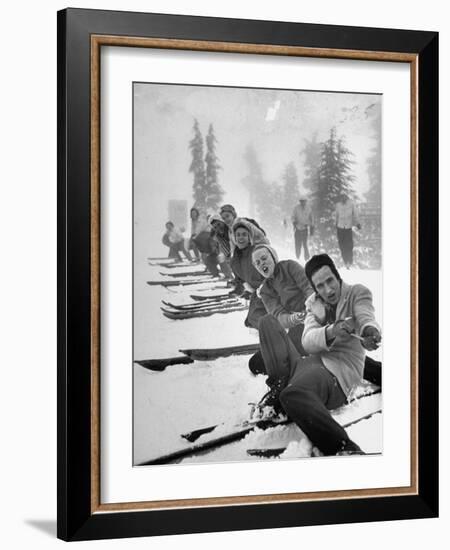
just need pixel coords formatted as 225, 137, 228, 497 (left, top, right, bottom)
133, 255, 382, 465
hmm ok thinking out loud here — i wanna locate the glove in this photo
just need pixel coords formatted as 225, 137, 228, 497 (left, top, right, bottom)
327, 318, 355, 342
243, 282, 254, 294
361, 326, 381, 350
289, 311, 305, 325
356, 223, 362, 230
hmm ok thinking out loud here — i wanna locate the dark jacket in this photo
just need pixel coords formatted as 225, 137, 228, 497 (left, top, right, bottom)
192, 230, 217, 255
259, 260, 313, 329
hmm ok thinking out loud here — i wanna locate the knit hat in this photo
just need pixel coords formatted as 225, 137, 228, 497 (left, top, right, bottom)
209, 213, 225, 227
219, 204, 237, 218
251, 243, 279, 265
304, 254, 342, 287
232, 217, 252, 233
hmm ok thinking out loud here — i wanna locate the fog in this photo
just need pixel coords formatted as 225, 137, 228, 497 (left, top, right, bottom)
133, 82, 381, 258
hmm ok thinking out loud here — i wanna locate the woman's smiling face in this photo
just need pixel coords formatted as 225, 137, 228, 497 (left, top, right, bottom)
234, 227, 250, 249
252, 247, 275, 278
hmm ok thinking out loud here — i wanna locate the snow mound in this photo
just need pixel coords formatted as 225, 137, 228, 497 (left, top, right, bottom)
280, 439, 314, 459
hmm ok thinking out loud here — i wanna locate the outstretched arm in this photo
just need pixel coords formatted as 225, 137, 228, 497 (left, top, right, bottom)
352, 285, 381, 349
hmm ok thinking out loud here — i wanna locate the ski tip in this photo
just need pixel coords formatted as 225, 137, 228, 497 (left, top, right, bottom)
135, 356, 194, 371
246, 448, 285, 458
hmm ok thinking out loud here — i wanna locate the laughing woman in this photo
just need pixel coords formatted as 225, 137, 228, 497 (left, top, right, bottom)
229, 219, 270, 329
249, 244, 314, 376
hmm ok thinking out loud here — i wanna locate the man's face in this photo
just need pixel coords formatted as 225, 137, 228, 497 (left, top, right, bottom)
211, 220, 223, 234
235, 227, 250, 249
221, 211, 235, 227
311, 265, 341, 305
252, 248, 276, 278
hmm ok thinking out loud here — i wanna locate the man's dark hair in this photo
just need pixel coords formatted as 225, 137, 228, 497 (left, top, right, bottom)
165, 221, 174, 229
305, 254, 342, 290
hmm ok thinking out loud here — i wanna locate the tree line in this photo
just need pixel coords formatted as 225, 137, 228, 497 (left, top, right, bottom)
189, 119, 223, 211
242, 128, 359, 244
187, 119, 381, 267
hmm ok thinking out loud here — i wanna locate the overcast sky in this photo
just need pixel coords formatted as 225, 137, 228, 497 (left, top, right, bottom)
134, 82, 381, 256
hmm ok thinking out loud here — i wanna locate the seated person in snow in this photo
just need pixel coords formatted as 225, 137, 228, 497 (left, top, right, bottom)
191, 228, 222, 277
189, 206, 209, 261
254, 253, 381, 456
208, 214, 234, 280
249, 244, 314, 374
219, 203, 267, 256
229, 219, 270, 329
162, 221, 192, 262
251, 245, 382, 387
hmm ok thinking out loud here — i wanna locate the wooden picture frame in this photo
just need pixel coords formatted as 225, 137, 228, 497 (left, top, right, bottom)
57, 8, 438, 541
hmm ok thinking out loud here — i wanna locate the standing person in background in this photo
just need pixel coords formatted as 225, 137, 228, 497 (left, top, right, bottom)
291, 195, 314, 261
163, 221, 193, 262
335, 194, 361, 269
189, 207, 208, 261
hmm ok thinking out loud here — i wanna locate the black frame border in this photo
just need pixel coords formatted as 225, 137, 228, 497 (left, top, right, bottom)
57, 8, 438, 541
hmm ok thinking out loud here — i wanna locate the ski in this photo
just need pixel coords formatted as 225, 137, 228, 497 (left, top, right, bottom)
134, 342, 259, 372
181, 386, 381, 442
139, 389, 381, 465
190, 291, 235, 301
147, 278, 226, 287
162, 304, 247, 320
147, 257, 176, 262
138, 416, 289, 466
161, 297, 240, 310
246, 408, 382, 458
161, 302, 244, 316
152, 261, 201, 268
158, 270, 210, 278
179, 342, 260, 361
135, 356, 194, 371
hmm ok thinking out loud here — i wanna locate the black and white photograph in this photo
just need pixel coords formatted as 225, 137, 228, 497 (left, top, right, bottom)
0, 0, 442, 546
133, 82, 383, 466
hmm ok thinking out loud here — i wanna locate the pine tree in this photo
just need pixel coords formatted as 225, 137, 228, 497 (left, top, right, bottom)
361, 103, 382, 269
204, 124, 224, 210
241, 145, 284, 239
311, 128, 356, 257
364, 103, 381, 206
189, 119, 206, 208
241, 145, 264, 218
255, 180, 284, 241
300, 133, 322, 194
281, 162, 299, 218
